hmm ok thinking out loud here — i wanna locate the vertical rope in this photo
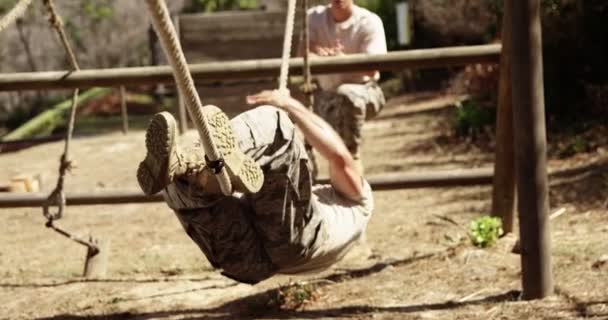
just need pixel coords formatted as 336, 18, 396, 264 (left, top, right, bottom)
300, 0, 318, 180
278, 0, 297, 92
41, 0, 98, 252
42, 0, 82, 222
145, 0, 232, 195
301, 0, 314, 109
0, 0, 32, 33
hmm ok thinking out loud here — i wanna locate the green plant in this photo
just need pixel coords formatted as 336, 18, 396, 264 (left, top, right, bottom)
469, 216, 503, 248
184, 0, 258, 13
453, 99, 495, 137
107, 296, 126, 304
271, 282, 318, 310
557, 135, 590, 158
83, 0, 114, 22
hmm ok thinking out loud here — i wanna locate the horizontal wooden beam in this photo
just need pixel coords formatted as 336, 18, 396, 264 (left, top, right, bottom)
0, 168, 494, 208
0, 135, 65, 153
0, 44, 501, 92
0, 191, 164, 208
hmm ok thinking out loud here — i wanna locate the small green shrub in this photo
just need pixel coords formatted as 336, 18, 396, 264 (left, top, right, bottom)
557, 135, 590, 158
271, 282, 318, 310
453, 99, 495, 137
469, 216, 503, 248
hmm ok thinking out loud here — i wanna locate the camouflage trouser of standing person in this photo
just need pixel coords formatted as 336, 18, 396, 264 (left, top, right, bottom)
313, 81, 386, 164
162, 105, 374, 284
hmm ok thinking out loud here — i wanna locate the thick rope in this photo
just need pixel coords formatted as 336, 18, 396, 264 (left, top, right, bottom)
41, 0, 97, 252
278, 0, 297, 92
145, 0, 232, 196
301, 0, 315, 108
0, 0, 32, 33
300, 0, 318, 180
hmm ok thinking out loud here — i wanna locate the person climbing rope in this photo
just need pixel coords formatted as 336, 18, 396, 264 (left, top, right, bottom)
136, 89, 373, 284
301, 0, 387, 174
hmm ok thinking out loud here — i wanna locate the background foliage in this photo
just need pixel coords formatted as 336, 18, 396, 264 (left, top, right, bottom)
1, 0, 607, 139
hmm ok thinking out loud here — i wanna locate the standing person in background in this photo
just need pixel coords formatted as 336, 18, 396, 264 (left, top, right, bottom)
301, 0, 387, 174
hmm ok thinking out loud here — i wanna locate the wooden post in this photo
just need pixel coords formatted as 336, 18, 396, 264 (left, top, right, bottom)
511, 0, 553, 299
119, 86, 129, 134
491, 0, 516, 233
83, 235, 110, 278
174, 14, 188, 134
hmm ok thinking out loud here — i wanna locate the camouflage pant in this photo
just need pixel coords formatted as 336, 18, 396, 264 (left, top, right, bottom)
163, 106, 373, 284
314, 82, 385, 159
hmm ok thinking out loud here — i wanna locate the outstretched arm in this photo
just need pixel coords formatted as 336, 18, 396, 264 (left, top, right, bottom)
246, 90, 363, 202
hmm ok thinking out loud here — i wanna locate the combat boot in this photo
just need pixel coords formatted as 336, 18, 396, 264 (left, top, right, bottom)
137, 107, 264, 195
137, 112, 187, 195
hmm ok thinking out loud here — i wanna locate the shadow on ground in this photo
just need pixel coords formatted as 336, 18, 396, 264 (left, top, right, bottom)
36, 290, 521, 320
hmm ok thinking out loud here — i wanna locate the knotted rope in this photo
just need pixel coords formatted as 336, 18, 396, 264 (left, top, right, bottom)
145, 0, 232, 196
42, 0, 98, 252
0, 0, 32, 33
42, 0, 80, 222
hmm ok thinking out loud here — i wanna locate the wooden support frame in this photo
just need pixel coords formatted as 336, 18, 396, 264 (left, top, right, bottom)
491, 0, 516, 233
0, 168, 494, 208
0, 44, 501, 92
511, 0, 553, 300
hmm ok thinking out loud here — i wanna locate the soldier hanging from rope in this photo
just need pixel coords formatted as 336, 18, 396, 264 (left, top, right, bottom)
142, 0, 374, 284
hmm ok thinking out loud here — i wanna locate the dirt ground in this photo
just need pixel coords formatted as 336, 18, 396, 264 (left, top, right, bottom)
1, 93, 607, 320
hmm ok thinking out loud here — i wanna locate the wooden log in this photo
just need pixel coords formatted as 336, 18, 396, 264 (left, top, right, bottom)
0, 168, 494, 208
491, 0, 516, 234
511, 0, 553, 300
0, 190, 164, 207
0, 45, 501, 92
1, 87, 112, 141
0, 135, 64, 153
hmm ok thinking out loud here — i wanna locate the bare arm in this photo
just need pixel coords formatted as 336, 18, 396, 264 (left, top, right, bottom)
246, 90, 363, 202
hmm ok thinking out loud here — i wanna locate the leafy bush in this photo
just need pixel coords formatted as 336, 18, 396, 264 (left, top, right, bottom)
489, 0, 608, 126
183, 0, 258, 12
557, 135, 591, 159
469, 216, 503, 248
270, 282, 319, 310
453, 99, 495, 137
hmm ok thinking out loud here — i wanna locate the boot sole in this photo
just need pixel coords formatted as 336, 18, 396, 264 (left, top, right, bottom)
203, 105, 264, 193
137, 112, 176, 195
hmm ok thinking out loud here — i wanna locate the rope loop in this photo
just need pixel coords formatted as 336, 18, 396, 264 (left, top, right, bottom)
43, 188, 66, 221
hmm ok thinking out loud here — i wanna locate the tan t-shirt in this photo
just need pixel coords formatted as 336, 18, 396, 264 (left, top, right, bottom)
278, 180, 374, 275
306, 4, 387, 91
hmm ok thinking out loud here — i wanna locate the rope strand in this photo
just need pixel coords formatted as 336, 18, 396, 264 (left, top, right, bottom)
278, 0, 297, 92
39, 0, 99, 252
42, 0, 82, 221
145, 0, 232, 195
0, 0, 32, 33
